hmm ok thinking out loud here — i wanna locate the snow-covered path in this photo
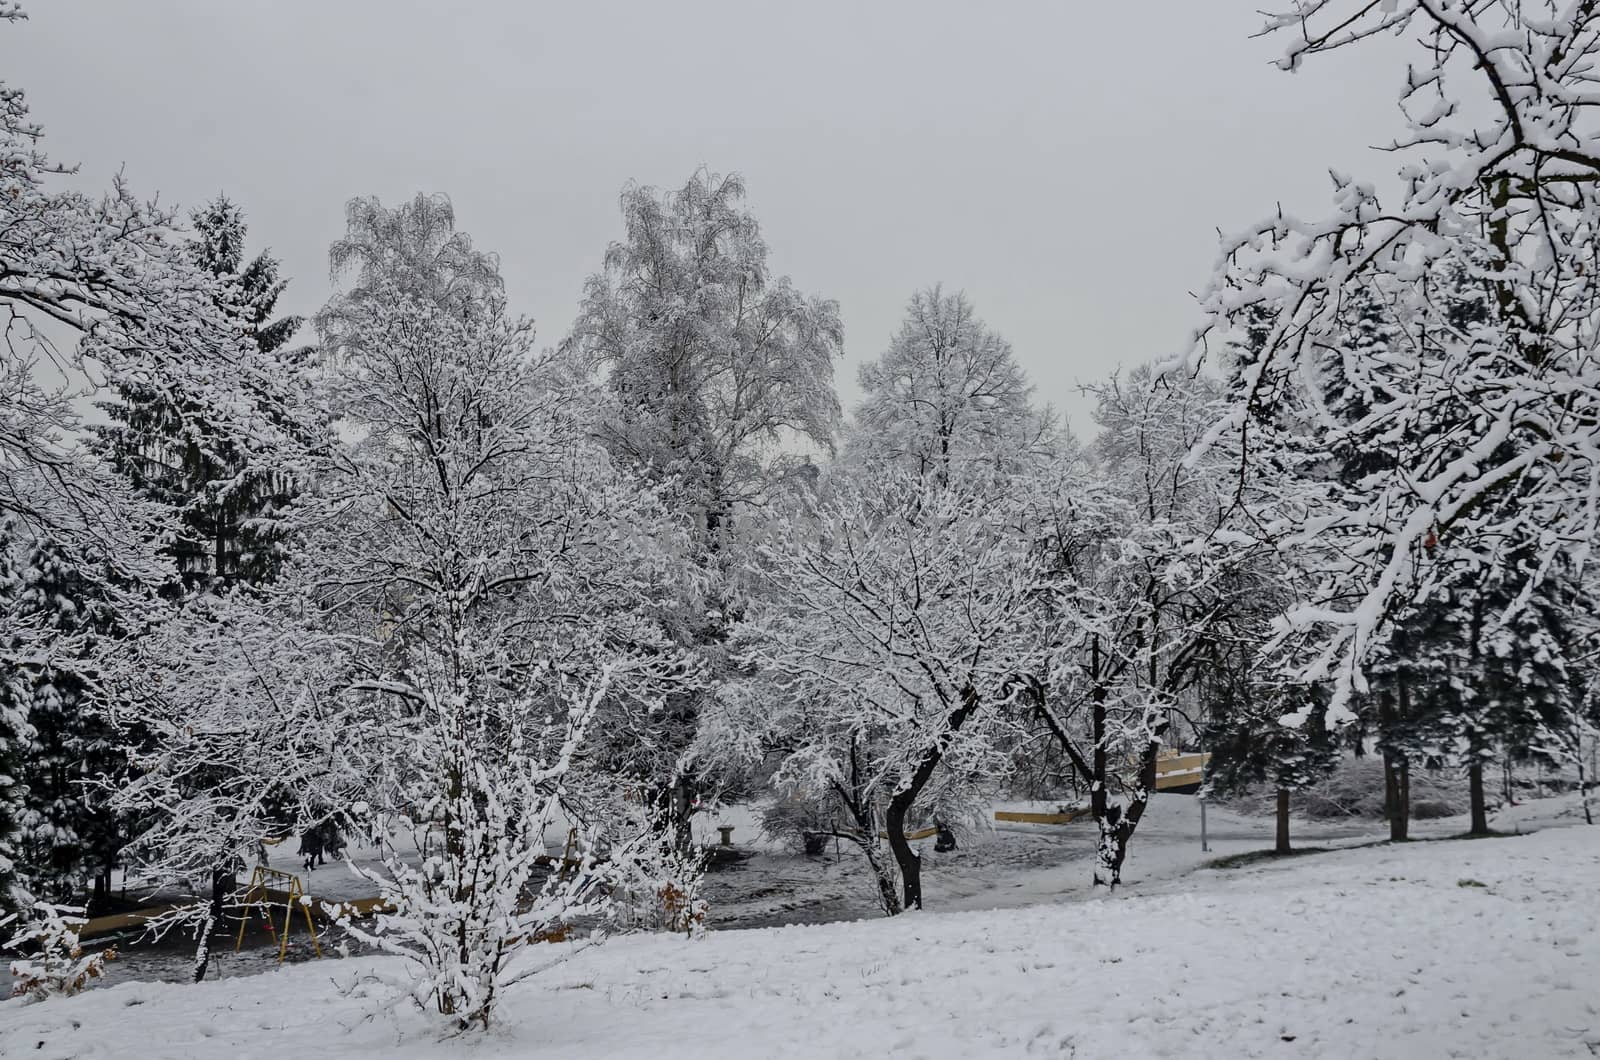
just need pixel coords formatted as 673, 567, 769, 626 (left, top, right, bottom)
6, 822, 1596, 1059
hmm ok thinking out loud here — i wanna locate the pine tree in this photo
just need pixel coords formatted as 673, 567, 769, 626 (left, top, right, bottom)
15, 539, 123, 909
94, 196, 307, 592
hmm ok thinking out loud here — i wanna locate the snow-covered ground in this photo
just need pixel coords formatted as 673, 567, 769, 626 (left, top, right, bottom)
697, 789, 1589, 929
6, 800, 1596, 1058
75, 789, 1595, 985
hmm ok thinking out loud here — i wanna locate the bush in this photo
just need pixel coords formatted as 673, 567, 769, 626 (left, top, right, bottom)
3, 902, 116, 1002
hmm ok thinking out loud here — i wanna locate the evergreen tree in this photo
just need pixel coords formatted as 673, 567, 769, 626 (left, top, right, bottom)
0, 522, 34, 926
15, 539, 123, 909
1204, 683, 1340, 855
1198, 562, 1342, 854
94, 196, 307, 592
1456, 559, 1586, 831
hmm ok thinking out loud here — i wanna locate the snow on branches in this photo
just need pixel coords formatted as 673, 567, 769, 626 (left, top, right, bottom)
707, 465, 1044, 912
3, 900, 114, 1002
301, 204, 700, 1024
2, 13, 319, 604
1189, 1, 1600, 720
1029, 370, 1279, 885
342, 661, 617, 1030
570, 168, 844, 541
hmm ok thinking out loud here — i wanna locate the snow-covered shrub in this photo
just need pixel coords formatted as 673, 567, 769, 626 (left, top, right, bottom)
342, 663, 616, 1030
609, 834, 708, 937
3, 901, 115, 1002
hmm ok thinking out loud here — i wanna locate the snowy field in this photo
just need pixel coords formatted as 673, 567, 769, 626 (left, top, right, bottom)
5, 806, 1596, 1059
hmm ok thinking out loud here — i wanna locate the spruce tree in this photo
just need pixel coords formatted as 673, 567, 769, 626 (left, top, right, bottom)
1459, 559, 1584, 830
15, 539, 123, 909
95, 196, 307, 591
1199, 565, 1341, 856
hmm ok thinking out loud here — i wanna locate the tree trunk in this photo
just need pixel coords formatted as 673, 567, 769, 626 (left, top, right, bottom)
862, 838, 902, 916
1275, 787, 1292, 855
190, 864, 235, 983
1383, 754, 1410, 842
1468, 759, 1490, 835
881, 685, 981, 912
1381, 681, 1410, 842
647, 782, 694, 854
884, 798, 922, 911
1094, 810, 1125, 887
191, 910, 215, 983
89, 867, 111, 916
835, 776, 901, 917
1578, 749, 1594, 826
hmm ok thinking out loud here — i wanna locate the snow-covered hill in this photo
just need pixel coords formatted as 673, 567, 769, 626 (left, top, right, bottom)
5, 822, 1596, 1059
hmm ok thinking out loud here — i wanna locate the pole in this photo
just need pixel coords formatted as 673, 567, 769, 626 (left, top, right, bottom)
1198, 732, 1209, 853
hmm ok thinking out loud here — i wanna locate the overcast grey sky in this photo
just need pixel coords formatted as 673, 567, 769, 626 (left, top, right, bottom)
6, 1, 1405, 432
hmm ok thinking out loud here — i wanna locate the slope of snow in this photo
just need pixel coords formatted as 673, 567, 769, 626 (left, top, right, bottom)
5, 824, 1597, 1059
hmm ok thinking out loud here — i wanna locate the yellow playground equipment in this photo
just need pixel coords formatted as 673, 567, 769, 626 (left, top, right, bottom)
1154, 748, 1210, 793
233, 866, 322, 964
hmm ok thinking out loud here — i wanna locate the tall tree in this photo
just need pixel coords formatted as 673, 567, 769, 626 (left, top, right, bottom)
14, 539, 122, 908
1, 8, 317, 946
302, 201, 696, 1026
570, 168, 844, 542
0, 521, 33, 928
94, 196, 309, 591
314, 192, 502, 361
1190, 1, 1600, 726
852, 286, 1057, 484
1, 18, 311, 599
568, 169, 843, 843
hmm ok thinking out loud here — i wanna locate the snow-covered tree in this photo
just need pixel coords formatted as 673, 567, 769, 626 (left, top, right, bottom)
109, 587, 364, 981
95, 196, 311, 591
0, 521, 33, 929
1190, 1, 1600, 725
341, 661, 620, 1029
314, 192, 502, 363
307, 206, 695, 1025
1029, 370, 1270, 885
703, 465, 1043, 912
1535, 663, 1600, 826
1, 19, 313, 597
13, 538, 123, 908
567, 168, 842, 843
851, 286, 1057, 483
570, 168, 844, 541
1, 14, 323, 942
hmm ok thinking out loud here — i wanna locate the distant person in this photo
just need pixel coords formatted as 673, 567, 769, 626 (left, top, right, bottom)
321, 820, 347, 861
298, 827, 325, 872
